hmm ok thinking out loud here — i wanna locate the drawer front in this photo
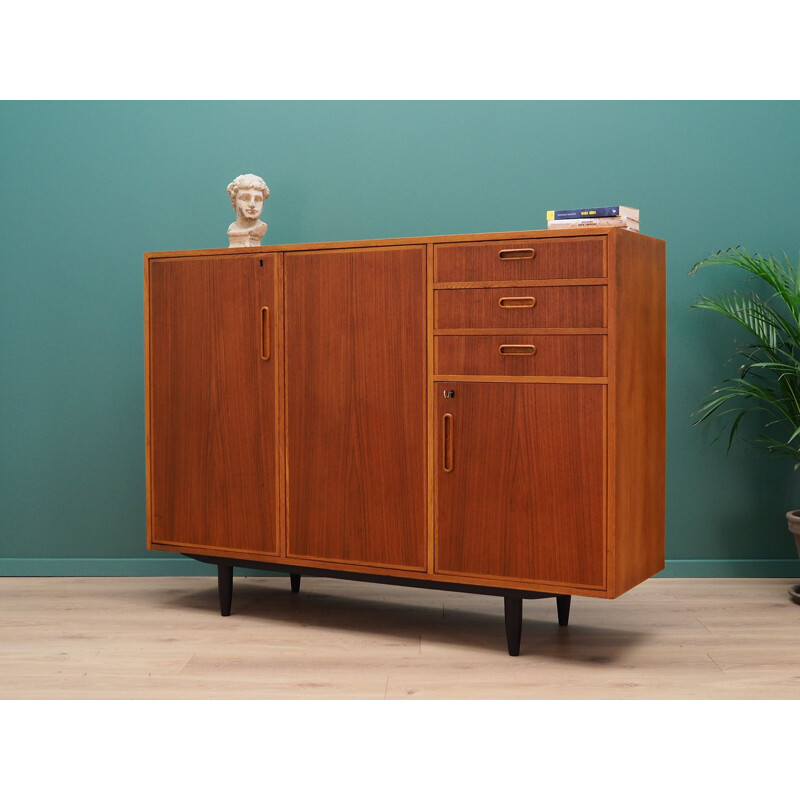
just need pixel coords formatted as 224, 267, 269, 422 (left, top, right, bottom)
435, 334, 606, 377
434, 237, 606, 282
435, 286, 606, 330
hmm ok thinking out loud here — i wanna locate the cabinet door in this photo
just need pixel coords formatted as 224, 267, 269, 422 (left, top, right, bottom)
146, 254, 280, 555
435, 382, 606, 589
285, 246, 427, 570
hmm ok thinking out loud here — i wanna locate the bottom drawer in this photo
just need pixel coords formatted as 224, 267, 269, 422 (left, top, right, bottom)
435, 334, 606, 377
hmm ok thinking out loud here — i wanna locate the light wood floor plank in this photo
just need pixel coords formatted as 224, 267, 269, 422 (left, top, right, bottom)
1, 576, 799, 699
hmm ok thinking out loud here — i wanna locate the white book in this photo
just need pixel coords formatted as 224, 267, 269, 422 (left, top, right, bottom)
547, 217, 639, 231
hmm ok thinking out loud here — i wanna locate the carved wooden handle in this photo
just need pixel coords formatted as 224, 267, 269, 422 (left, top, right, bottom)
498, 248, 535, 260
261, 306, 271, 360
498, 296, 536, 308
442, 413, 454, 473
499, 344, 537, 356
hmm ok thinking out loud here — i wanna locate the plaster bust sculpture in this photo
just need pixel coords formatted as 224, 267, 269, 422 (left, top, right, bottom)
226, 173, 270, 247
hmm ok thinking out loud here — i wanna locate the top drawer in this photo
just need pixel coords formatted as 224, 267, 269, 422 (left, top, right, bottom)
434, 237, 606, 282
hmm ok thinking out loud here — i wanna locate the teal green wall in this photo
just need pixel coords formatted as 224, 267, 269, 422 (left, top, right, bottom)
2, 101, 799, 577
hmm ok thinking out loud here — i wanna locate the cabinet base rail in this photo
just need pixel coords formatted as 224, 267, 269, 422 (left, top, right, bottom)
186, 554, 571, 656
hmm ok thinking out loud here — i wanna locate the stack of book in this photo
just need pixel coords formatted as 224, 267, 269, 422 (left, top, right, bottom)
546, 206, 639, 231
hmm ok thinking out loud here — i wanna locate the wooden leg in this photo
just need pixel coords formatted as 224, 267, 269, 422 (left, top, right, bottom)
218, 564, 233, 617
556, 594, 571, 627
504, 596, 523, 656
290, 573, 301, 593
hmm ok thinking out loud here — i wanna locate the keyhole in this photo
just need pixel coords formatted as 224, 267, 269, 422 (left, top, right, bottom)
443, 389, 455, 399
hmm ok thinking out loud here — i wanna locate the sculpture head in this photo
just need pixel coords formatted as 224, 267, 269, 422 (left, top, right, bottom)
227, 174, 270, 223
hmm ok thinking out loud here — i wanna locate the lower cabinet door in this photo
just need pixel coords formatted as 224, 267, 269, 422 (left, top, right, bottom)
435, 382, 606, 590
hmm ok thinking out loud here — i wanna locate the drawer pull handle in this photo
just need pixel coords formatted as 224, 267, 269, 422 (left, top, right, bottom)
498, 248, 535, 260
261, 306, 271, 360
499, 344, 537, 356
498, 296, 536, 308
442, 413, 454, 473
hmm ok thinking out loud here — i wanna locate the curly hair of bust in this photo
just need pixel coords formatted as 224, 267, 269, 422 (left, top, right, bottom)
227, 174, 270, 208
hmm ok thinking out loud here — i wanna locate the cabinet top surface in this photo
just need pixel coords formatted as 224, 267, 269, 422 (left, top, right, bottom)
144, 227, 663, 260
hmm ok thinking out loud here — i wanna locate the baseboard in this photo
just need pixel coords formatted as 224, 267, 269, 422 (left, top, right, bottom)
1, 558, 799, 579
657, 559, 800, 578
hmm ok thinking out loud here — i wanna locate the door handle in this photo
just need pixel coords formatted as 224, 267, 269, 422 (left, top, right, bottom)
261, 306, 270, 360
442, 413, 454, 473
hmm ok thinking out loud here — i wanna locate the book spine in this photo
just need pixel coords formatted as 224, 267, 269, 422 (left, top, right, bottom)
548, 206, 625, 220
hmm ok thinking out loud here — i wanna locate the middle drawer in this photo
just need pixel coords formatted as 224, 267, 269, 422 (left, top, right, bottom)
435, 334, 607, 377
434, 286, 606, 330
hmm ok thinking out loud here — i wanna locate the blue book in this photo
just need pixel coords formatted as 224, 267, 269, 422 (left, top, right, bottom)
547, 205, 639, 221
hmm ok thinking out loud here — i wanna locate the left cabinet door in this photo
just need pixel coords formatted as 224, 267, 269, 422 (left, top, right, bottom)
146, 254, 281, 556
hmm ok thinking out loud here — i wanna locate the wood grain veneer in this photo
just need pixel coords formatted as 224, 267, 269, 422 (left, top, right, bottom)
434, 382, 606, 589
146, 254, 280, 554
434, 236, 606, 282
435, 334, 606, 377
434, 286, 607, 329
283, 246, 427, 570
608, 229, 667, 594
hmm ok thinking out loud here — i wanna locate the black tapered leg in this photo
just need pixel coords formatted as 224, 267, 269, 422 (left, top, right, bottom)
218, 564, 233, 617
556, 594, 571, 627
504, 596, 523, 656
290, 573, 301, 593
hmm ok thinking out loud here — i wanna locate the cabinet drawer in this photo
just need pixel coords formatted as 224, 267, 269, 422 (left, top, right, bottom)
434, 237, 605, 282
435, 286, 606, 330
435, 334, 606, 377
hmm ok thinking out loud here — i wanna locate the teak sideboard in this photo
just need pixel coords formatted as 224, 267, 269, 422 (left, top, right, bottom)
144, 228, 666, 655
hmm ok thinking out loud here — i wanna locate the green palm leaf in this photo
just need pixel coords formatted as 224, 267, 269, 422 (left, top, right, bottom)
690, 247, 800, 466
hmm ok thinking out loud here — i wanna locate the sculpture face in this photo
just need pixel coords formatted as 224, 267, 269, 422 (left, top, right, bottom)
227, 174, 269, 247
236, 189, 264, 222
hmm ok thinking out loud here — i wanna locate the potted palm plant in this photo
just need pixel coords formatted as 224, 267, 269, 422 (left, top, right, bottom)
690, 246, 800, 602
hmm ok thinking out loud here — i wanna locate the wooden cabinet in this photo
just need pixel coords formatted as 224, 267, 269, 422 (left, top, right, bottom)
145, 228, 666, 655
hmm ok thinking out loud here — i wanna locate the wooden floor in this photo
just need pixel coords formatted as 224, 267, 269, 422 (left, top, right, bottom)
1, 575, 799, 699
